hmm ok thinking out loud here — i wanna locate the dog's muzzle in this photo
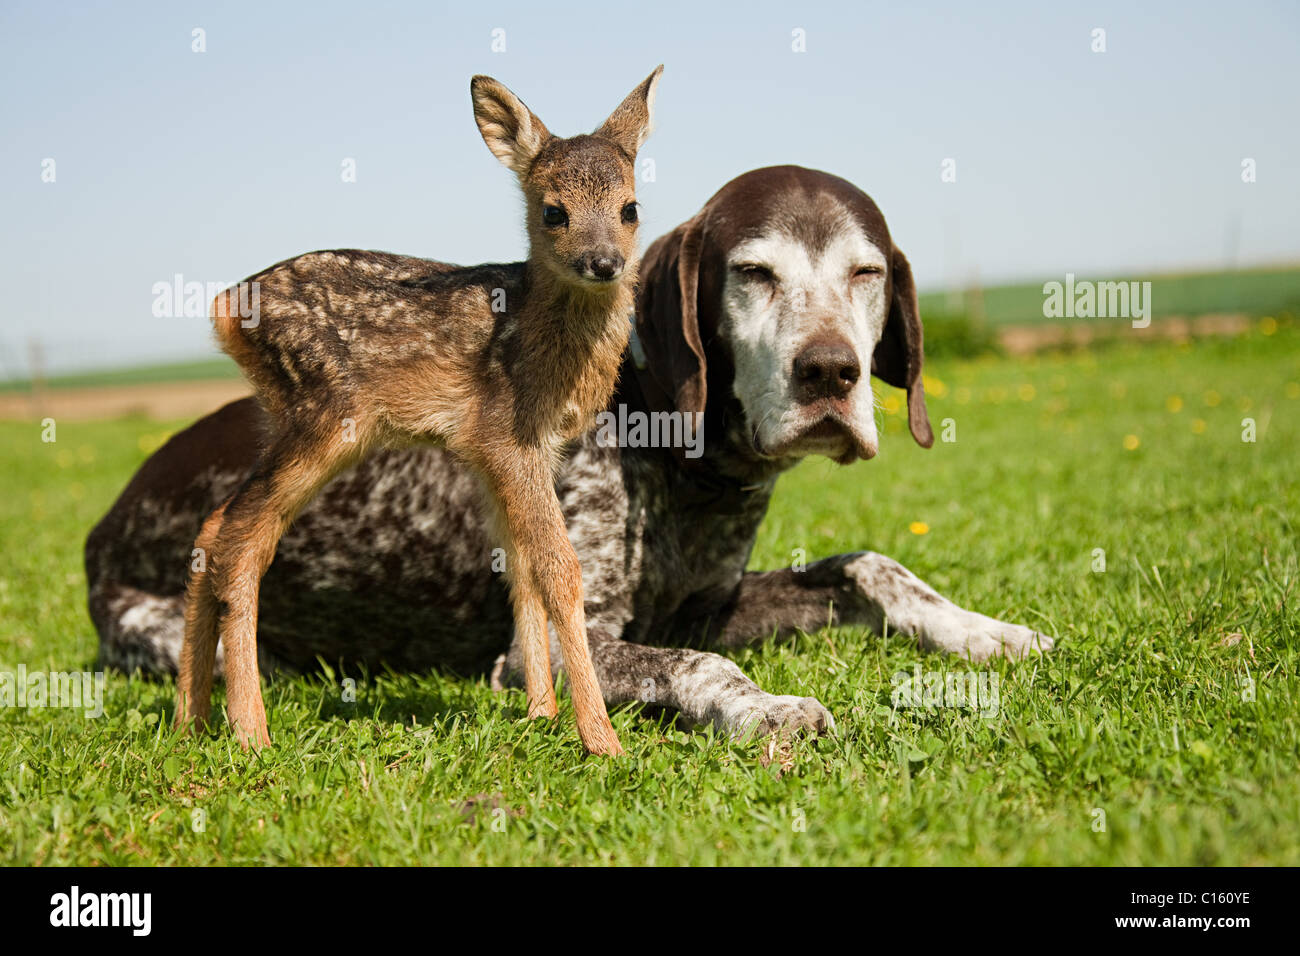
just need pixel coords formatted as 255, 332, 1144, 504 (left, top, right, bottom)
792, 338, 861, 403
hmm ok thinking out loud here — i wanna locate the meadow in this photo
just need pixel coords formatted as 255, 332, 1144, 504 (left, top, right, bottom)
0, 321, 1297, 865
919, 264, 1300, 327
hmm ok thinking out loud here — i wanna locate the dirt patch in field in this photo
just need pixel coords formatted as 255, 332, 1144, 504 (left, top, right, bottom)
0, 312, 1256, 422
0, 380, 251, 422
997, 313, 1250, 355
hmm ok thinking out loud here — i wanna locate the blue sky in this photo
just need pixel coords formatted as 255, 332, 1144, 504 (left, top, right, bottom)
1, 0, 1297, 375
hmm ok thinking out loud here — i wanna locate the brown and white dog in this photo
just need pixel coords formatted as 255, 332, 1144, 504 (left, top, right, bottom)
86, 165, 1052, 738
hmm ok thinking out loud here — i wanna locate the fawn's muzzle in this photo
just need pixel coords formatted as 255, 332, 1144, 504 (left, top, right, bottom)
580, 251, 625, 282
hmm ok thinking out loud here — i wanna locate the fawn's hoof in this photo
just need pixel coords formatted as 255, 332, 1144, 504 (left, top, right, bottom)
176, 716, 207, 736
525, 682, 559, 720
580, 722, 625, 757
233, 724, 272, 751
173, 704, 210, 735
229, 707, 271, 751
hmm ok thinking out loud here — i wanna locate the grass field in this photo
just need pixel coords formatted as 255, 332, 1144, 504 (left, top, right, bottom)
0, 357, 242, 394
918, 264, 1300, 327
1, 320, 1297, 865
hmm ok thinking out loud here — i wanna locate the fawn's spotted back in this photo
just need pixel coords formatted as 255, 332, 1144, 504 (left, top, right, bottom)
178, 67, 664, 756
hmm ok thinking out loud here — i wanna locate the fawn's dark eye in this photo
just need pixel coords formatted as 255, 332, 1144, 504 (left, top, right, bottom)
621, 202, 639, 225
542, 205, 568, 227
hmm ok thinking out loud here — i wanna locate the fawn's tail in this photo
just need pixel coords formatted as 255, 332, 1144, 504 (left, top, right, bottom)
210, 285, 256, 365
210, 284, 287, 419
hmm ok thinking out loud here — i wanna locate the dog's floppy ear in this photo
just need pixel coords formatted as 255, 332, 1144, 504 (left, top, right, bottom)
871, 247, 934, 448
633, 214, 707, 417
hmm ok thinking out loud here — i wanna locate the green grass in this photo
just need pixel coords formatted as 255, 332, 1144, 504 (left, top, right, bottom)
0, 357, 240, 393
917, 263, 1300, 326
1, 323, 1298, 865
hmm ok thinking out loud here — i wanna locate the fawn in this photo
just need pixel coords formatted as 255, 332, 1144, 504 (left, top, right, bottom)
174, 66, 664, 756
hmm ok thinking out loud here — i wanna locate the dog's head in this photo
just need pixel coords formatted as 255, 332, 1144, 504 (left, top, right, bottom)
635, 165, 933, 466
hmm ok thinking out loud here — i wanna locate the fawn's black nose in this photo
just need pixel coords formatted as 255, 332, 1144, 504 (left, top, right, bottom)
584, 252, 624, 282
793, 339, 861, 402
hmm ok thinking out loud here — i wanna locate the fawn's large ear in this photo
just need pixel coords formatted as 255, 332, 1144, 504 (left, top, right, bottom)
471, 75, 551, 174
634, 213, 707, 418
871, 246, 934, 448
595, 65, 663, 158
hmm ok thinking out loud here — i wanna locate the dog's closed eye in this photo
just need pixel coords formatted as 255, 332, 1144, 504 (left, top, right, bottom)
852, 265, 884, 281
733, 263, 776, 283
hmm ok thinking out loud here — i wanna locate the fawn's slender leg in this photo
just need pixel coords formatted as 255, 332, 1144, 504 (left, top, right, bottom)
513, 560, 559, 719
178, 425, 370, 749
481, 490, 557, 718
539, 550, 622, 755
215, 492, 280, 749
484, 450, 622, 756
176, 501, 228, 728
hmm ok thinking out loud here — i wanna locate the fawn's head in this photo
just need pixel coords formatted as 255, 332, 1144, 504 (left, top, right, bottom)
471, 66, 663, 290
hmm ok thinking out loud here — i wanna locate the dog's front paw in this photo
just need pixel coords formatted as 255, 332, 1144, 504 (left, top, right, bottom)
965, 612, 1054, 661
921, 609, 1054, 662
716, 694, 836, 740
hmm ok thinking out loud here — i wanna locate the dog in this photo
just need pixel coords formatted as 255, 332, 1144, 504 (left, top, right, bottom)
87, 165, 1053, 739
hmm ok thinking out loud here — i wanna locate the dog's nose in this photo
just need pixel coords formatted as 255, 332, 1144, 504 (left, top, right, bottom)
586, 253, 624, 281
793, 340, 861, 401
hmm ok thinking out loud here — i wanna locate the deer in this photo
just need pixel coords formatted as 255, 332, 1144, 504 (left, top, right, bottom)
174, 66, 664, 757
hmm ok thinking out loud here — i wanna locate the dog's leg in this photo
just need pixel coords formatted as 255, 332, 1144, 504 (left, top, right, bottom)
496, 630, 833, 739
705, 552, 1054, 661
92, 585, 189, 677
176, 501, 229, 728
482, 451, 622, 756
179, 426, 370, 749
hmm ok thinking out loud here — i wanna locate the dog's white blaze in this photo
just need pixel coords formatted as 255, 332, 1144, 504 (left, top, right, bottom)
721, 226, 887, 459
